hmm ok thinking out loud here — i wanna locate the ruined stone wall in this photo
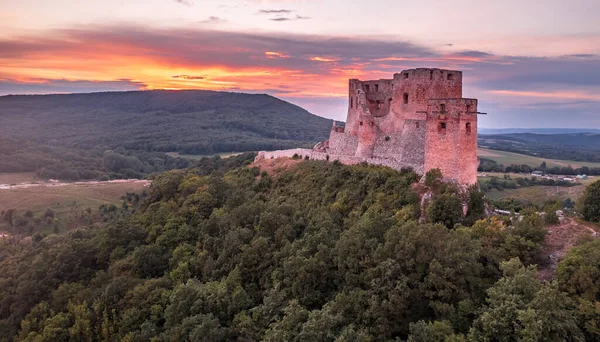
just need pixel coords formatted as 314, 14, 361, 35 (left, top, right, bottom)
457, 99, 479, 185
328, 130, 358, 156
355, 113, 378, 158
390, 68, 463, 124
423, 98, 478, 184
372, 132, 404, 159
398, 119, 427, 169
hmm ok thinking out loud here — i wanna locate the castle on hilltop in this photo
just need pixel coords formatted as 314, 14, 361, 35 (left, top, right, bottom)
256, 68, 485, 185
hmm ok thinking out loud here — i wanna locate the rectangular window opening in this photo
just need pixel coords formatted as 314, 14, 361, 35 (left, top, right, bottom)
404, 73, 409, 79
375, 84, 379, 92
403, 93, 409, 104
365, 84, 370, 92
440, 103, 446, 112
447, 73, 453, 80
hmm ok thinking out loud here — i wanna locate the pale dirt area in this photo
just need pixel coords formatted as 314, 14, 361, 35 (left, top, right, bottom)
0, 179, 151, 190
538, 217, 599, 280
251, 157, 303, 176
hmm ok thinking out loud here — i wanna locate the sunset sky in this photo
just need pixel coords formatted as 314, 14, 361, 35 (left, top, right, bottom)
1, 0, 600, 128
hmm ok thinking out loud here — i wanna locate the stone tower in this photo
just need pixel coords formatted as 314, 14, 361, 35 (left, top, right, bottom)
327, 68, 481, 185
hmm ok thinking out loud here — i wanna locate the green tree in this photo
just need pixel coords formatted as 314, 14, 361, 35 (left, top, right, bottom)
425, 168, 443, 187
579, 180, 600, 222
408, 320, 466, 342
427, 194, 463, 228
132, 245, 168, 278
469, 259, 541, 341
464, 186, 486, 225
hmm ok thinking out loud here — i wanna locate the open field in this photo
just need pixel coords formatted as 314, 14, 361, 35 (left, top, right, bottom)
0, 181, 148, 215
478, 147, 600, 168
484, 185, 585, 205
0, 180, 149, 234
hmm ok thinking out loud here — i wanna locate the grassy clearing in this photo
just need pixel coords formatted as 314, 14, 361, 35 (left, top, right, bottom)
484, 185, 585, 206
478, 147, 600, 168
0, 182, 148, 233
0, 182, 147, 215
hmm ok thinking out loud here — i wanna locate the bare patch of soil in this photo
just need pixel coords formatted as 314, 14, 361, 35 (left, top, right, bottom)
538, 217, 599, 280
251, 157, 303, 176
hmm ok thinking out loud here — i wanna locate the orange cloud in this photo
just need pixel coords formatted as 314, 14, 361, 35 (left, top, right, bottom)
310, 56, 339, 62
264, 51, 289, 58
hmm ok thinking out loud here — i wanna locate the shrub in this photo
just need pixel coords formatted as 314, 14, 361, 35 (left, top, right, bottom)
426, 193, 463, 228
424, 168, 443, 187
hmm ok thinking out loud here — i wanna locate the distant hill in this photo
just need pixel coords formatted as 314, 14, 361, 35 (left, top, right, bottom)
479, 133, 600, 163
479, 128, 600, 135
0, 90, 332, 154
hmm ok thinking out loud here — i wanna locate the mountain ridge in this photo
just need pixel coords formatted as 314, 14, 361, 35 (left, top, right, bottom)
0, 89, 332, 154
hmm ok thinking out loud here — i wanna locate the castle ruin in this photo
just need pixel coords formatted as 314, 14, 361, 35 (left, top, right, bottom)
256, 68, 484, 185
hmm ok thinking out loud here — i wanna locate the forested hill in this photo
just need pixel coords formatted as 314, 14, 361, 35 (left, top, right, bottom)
479, 132, 600, 162
0, 90, 331, 154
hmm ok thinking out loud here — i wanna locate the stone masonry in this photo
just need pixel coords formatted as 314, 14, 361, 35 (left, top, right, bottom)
255, 68, 485, 185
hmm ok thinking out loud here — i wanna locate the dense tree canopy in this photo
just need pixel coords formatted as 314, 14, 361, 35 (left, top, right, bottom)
0, 159, 596, 341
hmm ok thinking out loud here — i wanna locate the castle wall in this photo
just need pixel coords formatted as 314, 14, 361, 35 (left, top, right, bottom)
355, 114, 378, 158
390, 68, 463, 124
328, 130, 358, 156
423, 98, 478, 184
372, 132, 404, 159
398, 119, 427, 168
457, 100, 479, 185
